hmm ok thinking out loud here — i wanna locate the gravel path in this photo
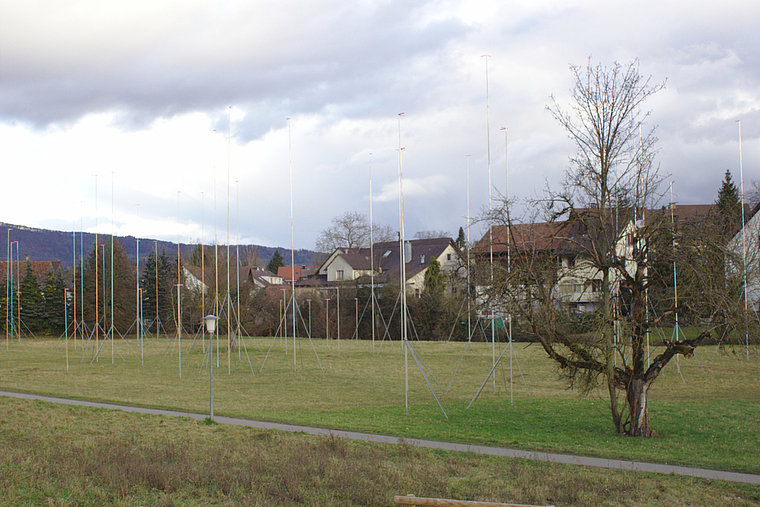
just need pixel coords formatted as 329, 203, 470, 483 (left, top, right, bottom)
2, 390, 758, 485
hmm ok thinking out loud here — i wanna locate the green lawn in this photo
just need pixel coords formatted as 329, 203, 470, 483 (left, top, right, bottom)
1, 333, 758, 476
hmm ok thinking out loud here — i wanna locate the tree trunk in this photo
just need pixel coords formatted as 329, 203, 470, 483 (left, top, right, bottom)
603, 267, 624, 433
626, 377, 653, 437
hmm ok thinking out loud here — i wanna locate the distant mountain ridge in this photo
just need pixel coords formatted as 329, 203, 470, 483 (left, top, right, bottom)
0, 222, 317, 268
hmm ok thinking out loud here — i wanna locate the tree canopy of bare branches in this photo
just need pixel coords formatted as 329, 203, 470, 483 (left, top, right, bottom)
315, 211, 395, 253
480, 59, 749, 437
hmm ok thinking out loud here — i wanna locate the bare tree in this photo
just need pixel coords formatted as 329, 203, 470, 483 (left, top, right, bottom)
495, 59, 750, 437
545, 58, 667, 435
748, 180, 760, 209
315, 211, 395, 253
481, 59, 745, 437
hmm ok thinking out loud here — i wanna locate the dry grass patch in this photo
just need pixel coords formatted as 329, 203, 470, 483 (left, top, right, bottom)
1, 397, 758, 507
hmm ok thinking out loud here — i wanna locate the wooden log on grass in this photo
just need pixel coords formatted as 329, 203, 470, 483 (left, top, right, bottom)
393, 494, 556, 507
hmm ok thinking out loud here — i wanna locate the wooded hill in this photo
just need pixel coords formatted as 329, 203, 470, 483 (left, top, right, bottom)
0, 222, 317, 268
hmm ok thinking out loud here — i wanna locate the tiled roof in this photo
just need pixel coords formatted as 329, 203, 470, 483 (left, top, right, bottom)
278, 265, 318, 281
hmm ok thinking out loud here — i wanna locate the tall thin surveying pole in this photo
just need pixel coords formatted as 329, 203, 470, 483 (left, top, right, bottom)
80, 209, 84, 341
154, 240, 159, 339
502, 126, 513, 405
6, 227, 10, 349
288, 117, 296, 371
177, 191, 182, 378
111, 172, 115, 364
236, 181, 241, 359
201, 192, 205, 351
369, 152, 375, 353
136, 204, 141, 364
466, 156, 471, 342
72, 224, 77, 351
227, 107, 232, 375
738, 120, 748, 361
65, 289, 69, 370
94, 175, 99, 361
669, 182, 683, 380
398, 112, 408, 414
483, 54, 495, 393
214, 161, 219, 368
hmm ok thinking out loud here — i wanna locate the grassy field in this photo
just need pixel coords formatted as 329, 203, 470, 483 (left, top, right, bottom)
0, 333, 758, 504
2, 396, 759, 507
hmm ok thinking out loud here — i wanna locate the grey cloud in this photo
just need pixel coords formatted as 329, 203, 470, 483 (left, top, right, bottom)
1, 1, 469, 138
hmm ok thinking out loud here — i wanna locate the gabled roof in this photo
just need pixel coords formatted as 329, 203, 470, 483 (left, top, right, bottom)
250, 267, 282, 287
318, 237, 459, 285
363, 237, 458, 283
474, 207, 637, 257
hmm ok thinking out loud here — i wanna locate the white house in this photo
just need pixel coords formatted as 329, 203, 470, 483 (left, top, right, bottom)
317, 237, 463, 296
727, 202, 760, 310
473, 210, 638, 314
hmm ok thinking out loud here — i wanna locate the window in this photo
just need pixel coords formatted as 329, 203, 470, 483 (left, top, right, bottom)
336, 270, 344, 280
447, 253, 452, 261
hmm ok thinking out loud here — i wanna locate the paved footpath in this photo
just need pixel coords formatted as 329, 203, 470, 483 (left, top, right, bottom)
2, 390, 758, 485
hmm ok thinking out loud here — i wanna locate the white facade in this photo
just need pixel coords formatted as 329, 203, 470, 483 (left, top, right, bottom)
727, 206, 760, 309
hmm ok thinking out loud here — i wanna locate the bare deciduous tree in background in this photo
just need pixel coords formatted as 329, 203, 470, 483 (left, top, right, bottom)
315, 211, 395, 253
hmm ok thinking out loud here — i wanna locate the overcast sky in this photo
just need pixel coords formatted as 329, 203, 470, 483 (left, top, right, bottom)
1, 0, 758, 252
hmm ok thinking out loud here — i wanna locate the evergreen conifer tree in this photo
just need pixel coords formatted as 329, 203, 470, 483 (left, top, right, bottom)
456, 227, 466, 249
141, 248, 176, 332
715, 169, 742, 239
81, 239, 136, 333
19, 259, 44, 332
267, 250, 285, 274
42, 265, 67, 333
